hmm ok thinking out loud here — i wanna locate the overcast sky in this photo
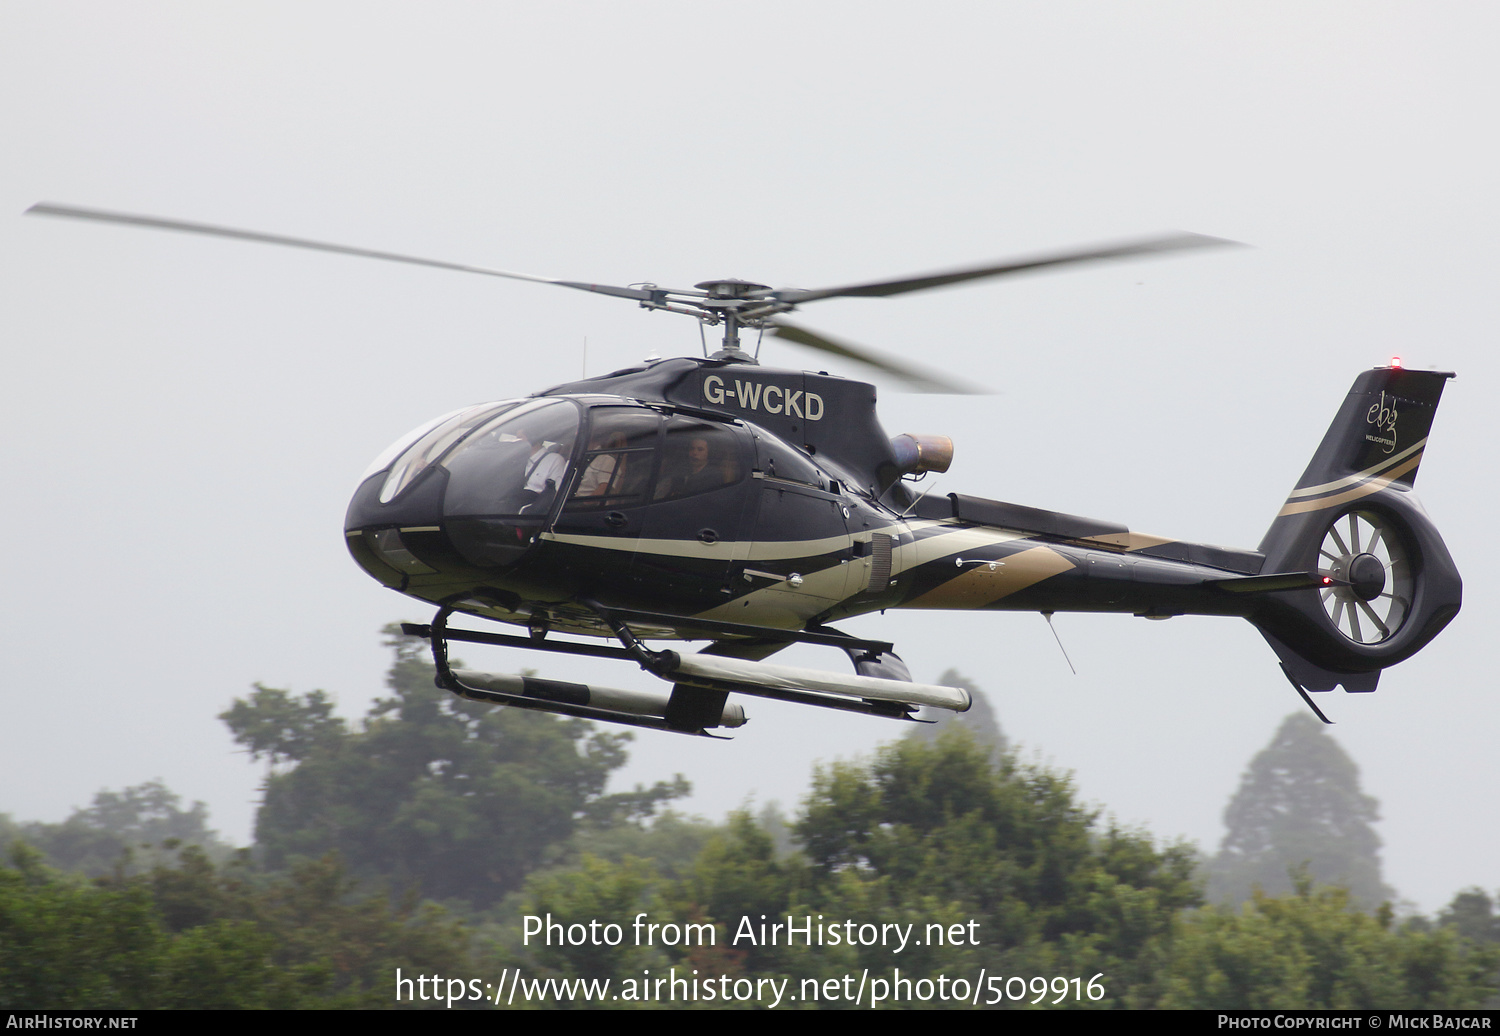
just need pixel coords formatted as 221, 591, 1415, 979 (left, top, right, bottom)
3, 3, 1496, 914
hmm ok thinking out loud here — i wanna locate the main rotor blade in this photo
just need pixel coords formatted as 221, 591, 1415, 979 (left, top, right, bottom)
24, 202, 655, 301
768, 319, 984, 394
775, 232, 1239, 305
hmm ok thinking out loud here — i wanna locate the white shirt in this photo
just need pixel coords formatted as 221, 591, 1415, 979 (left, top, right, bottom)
524, 445, 567, 493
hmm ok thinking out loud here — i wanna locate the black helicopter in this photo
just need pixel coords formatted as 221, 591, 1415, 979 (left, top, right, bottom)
27, 204, 1462, 736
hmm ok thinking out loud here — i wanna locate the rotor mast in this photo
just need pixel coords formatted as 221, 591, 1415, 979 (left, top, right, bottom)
692, 278, 772, 363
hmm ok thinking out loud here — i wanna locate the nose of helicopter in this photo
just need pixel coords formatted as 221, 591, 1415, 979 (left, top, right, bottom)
344, 461, 469, 589
344, 397, 582, 595
344, 459, 544, 605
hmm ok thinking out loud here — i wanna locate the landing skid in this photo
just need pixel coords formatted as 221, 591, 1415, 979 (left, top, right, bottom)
404, 602, 972, 736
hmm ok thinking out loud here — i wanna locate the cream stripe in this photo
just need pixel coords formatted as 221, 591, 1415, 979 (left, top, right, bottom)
544, 526, 909, 563
892, 526, 1027, 576
1286, 439, 1426, 498
1276, 453, 1423, 516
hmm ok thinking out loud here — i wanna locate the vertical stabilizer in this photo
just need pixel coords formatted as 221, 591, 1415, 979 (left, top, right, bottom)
1250, 366, 1460, 693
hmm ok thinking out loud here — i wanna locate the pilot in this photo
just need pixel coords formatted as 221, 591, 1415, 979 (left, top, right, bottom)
514, 425, 570, 510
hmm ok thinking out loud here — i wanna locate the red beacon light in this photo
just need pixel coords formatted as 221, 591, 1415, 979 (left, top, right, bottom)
1390, 355, 1403, 368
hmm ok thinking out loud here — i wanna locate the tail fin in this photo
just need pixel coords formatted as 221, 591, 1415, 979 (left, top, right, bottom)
1251, 366, 1461, 692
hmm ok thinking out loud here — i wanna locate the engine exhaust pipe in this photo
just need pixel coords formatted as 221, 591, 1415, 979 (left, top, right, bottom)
891, 433, 954, 476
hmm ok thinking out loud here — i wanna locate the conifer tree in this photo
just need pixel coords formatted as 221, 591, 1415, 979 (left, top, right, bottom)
1208, 713, 1390, 908
904, 669, 1006, 754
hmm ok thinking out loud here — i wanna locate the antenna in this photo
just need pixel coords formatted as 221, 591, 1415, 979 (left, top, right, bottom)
1041, 612, 1077, 675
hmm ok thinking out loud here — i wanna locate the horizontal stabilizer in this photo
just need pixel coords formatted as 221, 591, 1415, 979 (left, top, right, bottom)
1207, 571, 1339, 594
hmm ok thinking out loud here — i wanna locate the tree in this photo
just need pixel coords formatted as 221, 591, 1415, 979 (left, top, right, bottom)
1438, 888, 1500, 945
1160, 878, 1499, 1009
793, 728, 1200, 997
1208, 713, 1390, 909
0, 781, 230, 878
904, 669, 1006, 755
223, 626, 687, 909
0, 841, 481, 1008
511, 729, 1203, 1007
218, 686, 345, 770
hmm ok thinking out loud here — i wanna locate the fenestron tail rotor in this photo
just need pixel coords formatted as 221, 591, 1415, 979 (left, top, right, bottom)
25, 202, 1237, 392
1318, 510, 1412, 645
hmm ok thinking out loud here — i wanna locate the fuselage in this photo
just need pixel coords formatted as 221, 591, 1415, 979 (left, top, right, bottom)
345, 358, 1271, 644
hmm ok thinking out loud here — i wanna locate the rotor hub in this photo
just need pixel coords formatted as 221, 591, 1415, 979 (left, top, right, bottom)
694, 278, 771, 300
1347, 552, 1387, 601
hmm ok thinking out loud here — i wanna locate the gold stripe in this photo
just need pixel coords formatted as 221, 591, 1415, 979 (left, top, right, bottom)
1275, 453, 1423, 516
891, 526, 1026, 576
905, 545, 1074, 609
1079, 531, 1176, 552
1286, 439, 1426, 498
694, 564, 857, 627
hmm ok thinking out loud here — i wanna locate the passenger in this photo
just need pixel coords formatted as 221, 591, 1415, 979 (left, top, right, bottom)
659, 435, 725, 499
679, 436, 721, 494
577, 431, 628, 497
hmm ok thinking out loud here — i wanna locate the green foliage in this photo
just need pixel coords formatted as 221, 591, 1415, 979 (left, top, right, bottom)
507, 730, 1201, 1008
9, 691, 1497, 1011
1207, 713, 1390, 909
0, 842, 480, 1009
1439, 888, 1500, 945
1159, 881, 1500, 1009
523, 856, 665, 981
567, 810, 721, 882
0, 843, 165, 1009
224, 626, 686, 909
792, 732, 1200, 998
220, 685, 345, 767
499, 729, 1499, 1010
0, 780, 231, 878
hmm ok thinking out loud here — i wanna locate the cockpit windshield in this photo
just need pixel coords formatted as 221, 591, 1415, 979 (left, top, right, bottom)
376, 401, 520, 503
441, 398, 581, 518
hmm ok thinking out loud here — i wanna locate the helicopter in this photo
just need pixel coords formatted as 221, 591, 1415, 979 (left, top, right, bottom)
27, 203, 1462, 736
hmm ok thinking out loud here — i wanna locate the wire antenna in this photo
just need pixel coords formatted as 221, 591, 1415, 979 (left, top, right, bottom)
1042, 611, 1077, 675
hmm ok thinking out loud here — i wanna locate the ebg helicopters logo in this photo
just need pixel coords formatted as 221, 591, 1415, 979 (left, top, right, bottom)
1365, 391, 1399, 454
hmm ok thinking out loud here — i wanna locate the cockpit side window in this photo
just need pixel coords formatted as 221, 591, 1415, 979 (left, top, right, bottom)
654, 417, 746, 502
565, 408, 662, 510
754, 433, 826, 491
